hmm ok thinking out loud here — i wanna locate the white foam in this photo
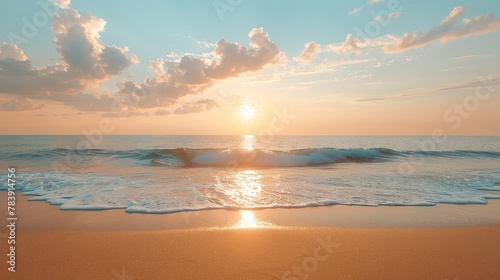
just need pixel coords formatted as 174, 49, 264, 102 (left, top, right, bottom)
3, 165, 500, 214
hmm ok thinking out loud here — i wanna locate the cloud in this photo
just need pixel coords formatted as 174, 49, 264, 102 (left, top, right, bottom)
390, 12, 402, 19
348, 7, 361, 15
0, 9, 138, 107
0, 43, 28, 61
155, 109, 170, 116
290, 59, 372, 76
452, 54, 481, 60
206, 28, 284, 78
384, 6, 500, 53
102, 111, 149, 118
355, 97, 387, 103
348, 0, 384, 15
294, 42, 320, 64
337, 34, 362, 55
54, 91, 120, 111
0, 6, 281, 115
354, 75, 500, 104
0, 97, 44, 111
54, 112, 83, 117
435, 75, 500, 92
118, 28, 283, 109
50, 0, 71, 9
52, 9, 139, 81
375, 12, 402, 22
324, 34, 397, 59
173, 99, 219, 115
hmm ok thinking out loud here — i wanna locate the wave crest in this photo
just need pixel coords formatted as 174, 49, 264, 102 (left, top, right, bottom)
152, 148, 399, 167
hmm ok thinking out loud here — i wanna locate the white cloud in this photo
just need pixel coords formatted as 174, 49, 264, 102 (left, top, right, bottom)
348, 7, 361, 15
0, 7, 283, 116
385, 6, 500, 53
0, 43, 28, 61
52, 9, 138, 80
294, 42, 320, 64
390, 12, 402, 19
337, 34, 362, 55
0, 9, 138, 112
118, 28, 284, 109
348, 0, 384, 15
50, 0, 71, 9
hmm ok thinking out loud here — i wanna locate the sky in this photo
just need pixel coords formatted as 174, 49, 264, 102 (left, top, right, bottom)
0, 0, 499, 135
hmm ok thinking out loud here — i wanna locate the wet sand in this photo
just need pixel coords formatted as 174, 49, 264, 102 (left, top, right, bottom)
1, 194, 500, 279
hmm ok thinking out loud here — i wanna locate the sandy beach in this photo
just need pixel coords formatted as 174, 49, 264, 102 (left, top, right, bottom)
1, 194, 500, 280
1, 0, 499, 277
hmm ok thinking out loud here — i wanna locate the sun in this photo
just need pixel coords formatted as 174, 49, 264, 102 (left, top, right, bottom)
238, 99, 257, 121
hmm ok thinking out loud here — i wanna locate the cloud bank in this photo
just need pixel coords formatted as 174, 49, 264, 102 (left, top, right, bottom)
0, 97, 44, 111
173, 99, 219, 115
117, 27, 283, 109
0, 8, 138, 112
0, 3, 282, 115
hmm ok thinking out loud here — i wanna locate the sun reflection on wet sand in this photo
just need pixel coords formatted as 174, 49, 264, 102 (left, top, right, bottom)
235, 210, 274, 228
237, 210, 258, 228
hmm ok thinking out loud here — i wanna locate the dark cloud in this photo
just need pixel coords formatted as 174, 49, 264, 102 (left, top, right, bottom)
0, 97, 44, 111
154, 109, 170, 116
173, 99, 219, 115
102, 111, 149, 118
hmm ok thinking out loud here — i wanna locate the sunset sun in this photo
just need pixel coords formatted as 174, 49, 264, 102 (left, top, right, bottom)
238, 99, 257, 121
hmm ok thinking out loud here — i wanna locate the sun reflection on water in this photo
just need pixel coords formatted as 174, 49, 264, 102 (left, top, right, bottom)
235, 170, 262, 199
241, 134, 255, 151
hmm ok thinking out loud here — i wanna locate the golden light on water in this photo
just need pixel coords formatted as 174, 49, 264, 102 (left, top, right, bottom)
226, 136, 274, 228
240, 134, 255, 151
235, 170, 262, 199
231, 171, 275, 228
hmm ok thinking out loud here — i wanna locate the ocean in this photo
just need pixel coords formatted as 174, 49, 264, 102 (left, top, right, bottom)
1, 135, 499, 213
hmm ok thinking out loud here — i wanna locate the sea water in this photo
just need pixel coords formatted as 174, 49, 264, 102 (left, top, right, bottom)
1, 136, 499, 213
